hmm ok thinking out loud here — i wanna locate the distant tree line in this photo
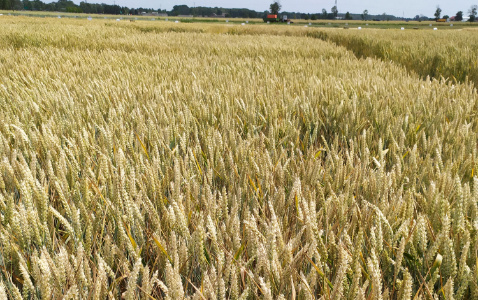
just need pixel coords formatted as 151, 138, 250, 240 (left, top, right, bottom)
169, 5, 263, 18
0, 0, 392, 19
0, 0, 263, 17
285, 11, 397, 21
0, 0, 159, 15
1, 0, 476, 22
413, 5, 477, 22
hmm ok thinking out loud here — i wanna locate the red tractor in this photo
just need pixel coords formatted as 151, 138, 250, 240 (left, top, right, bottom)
264, 14, 292, 23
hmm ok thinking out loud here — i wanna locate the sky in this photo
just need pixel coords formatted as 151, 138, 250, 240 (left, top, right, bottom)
101, 1, 477, 18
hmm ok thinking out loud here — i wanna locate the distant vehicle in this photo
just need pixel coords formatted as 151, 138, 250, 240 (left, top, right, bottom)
437, 18, 447, 22
263, 14, 292, 23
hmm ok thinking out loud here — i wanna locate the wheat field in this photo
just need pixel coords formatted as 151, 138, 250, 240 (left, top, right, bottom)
311, 28, 478, 87
0, 16, 478, 299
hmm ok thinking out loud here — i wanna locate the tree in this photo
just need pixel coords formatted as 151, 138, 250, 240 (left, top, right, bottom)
23, 0, 32, 10
322, 8, 327, 19
171, 5, 190, 16
345, 11, 353, 20
311, 14, 317, 20
434, 6, 442, 20
331, 5, 338, 18
455, 11, 463, 21
469, 5, 477, 22
361, 9, 368, 20
6, 0, 22, 10
383, 12, 391, 21
269, 1, 280, 15
442, 15, 449, 20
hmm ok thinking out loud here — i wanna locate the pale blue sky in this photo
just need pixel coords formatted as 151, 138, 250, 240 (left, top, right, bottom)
82, 1, 477, 17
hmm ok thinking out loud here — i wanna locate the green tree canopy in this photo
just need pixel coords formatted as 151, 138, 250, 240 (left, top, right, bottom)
331, 5, 338, 18
361, 9, 368, 20
456, 11, 463, 21
434, 6, 442, 20
469, 5, 477, 22
269, 1, 281, 15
